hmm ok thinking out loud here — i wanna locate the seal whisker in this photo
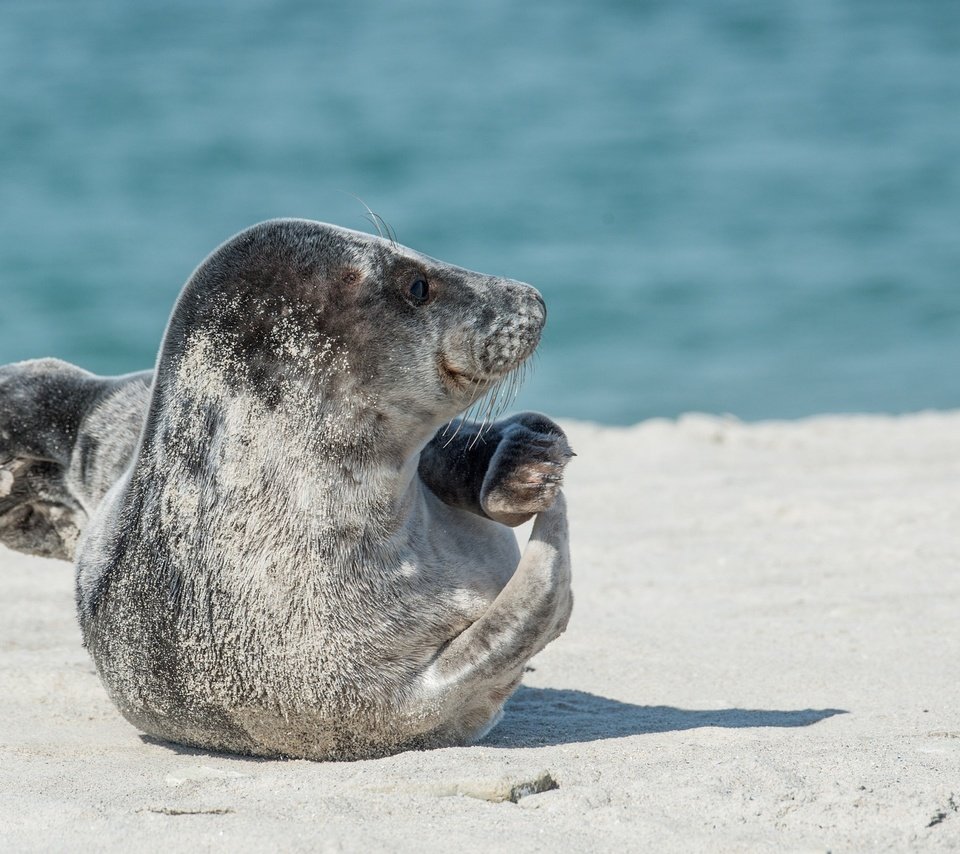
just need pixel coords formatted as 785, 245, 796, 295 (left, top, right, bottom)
339, 191, 387, 240
495, 364, 524, 420
513, 359, 533, 408
442, 375, 489, 446
370, 212, 397, 246
503, 364, 523, 413
506, 364, 522, 406
378, 215, 399, 246
474, 382, 498, 434
471, 376, 509, 449
464, 393, 483, 431
468, 397, 493, 449
488, 377, 508, 422
472, 358, 532, 450
445, 399, 479, 445
443, 416, 468, 447
363, 214, 385, 239
496, 374, 516, 420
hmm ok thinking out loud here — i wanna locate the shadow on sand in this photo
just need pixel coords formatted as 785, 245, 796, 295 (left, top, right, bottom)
138, 687, 846, 757
482, 686, 847, 749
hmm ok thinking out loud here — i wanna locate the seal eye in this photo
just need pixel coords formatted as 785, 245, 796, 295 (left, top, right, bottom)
408, 277, 430, 305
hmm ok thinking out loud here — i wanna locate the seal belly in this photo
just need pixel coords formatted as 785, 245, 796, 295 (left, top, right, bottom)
79, 506, 444, 759
80, 497, 519, 760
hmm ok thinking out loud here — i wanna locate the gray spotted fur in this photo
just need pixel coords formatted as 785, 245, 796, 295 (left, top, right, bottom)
8, 219, 574, 759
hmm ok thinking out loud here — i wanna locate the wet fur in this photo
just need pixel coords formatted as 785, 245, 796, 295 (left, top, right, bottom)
4, 219, 573, 760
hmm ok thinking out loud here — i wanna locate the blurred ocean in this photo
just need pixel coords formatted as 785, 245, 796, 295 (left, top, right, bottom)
1, 0, 958, 424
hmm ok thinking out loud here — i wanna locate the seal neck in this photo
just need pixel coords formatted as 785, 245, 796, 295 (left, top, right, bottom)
140, 341, 445, 569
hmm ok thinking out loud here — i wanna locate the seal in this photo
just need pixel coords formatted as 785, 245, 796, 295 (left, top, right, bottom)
0, 360, 151, 560
66, 218, 573, 760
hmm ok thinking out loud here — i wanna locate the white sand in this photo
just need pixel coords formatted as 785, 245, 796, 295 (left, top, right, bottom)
2, 412, 959, 852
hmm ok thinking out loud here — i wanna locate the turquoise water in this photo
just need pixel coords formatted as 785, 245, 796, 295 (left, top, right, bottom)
1, 0, 958, 424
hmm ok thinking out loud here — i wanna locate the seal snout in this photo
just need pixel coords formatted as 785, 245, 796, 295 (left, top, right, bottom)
458, 279, 546, 383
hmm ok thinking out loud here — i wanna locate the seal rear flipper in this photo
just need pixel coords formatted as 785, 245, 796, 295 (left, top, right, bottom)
0, 358, 152, 560
0, 457, 86, 560
0, 358, 94, 560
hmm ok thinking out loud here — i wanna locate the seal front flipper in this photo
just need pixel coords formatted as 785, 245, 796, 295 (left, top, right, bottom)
0, 359, 152, 560
418, 411, 573, 527
421, 491, 573, 744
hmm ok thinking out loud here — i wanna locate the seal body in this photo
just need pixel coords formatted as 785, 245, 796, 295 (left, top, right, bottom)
28, 219, 572, 760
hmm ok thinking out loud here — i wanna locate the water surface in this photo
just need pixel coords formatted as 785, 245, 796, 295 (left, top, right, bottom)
1, 0, 958, 423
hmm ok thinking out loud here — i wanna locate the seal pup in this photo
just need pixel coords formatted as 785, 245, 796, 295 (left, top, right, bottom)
71, 218, 572, 760
0, 360, 151, 560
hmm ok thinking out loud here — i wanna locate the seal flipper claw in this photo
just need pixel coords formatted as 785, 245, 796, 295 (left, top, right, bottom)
478, 416, 573, 527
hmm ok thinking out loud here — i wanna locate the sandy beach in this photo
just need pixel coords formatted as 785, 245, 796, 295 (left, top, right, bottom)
2, 411, 958, 852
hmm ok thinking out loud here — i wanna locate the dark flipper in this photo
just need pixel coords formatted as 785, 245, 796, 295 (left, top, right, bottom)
0, 457, 85, 560
418, 411, 574, 527
0, 359, 152, 560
